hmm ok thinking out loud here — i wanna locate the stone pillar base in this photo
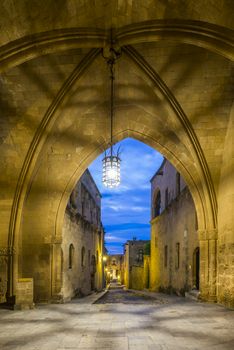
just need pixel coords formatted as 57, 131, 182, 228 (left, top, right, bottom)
14, 278, 34, 310
6, 294, 16, 307
199, 292, 217, 303
50, 294, 64, 304
13, 302, 35, 310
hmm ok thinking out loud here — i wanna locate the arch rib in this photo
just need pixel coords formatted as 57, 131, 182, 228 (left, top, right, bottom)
0, 20, 233, 73
122, 45, 217, 229
7, 48, 101, 298
116, 20, 233, 60
0, 28, 106, 72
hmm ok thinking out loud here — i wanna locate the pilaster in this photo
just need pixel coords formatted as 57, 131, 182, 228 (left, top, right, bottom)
198, 229, 218, 302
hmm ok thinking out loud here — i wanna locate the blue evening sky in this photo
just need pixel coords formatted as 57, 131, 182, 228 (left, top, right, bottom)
89, 138, 163, 254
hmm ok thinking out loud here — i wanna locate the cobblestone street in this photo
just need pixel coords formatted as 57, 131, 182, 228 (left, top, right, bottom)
95, 284, 165, 304
0, 286, 234, 350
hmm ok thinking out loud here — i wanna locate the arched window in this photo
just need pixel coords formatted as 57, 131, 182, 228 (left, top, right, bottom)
176, 172, 180, 196
137, 249, 143, 263
69, 244, 74, 269
91, 255, 96, 274
153, 190, 161, 217
81, 246, 85, 268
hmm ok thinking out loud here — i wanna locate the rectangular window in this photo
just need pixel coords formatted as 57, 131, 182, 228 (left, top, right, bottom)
164, 245, 168, 268
175, 243, 180, 269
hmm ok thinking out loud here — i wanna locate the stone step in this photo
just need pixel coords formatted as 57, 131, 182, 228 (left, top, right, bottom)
185, 289, 200, 301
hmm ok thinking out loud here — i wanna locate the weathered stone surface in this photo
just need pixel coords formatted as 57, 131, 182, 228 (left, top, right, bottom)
15, 278, 34, 309
150, 160, 199, 295
0, 1, 233, 308
124, 240, 150, 290
62, 170, 104, 301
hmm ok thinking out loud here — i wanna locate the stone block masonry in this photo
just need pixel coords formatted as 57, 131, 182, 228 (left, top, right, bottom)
15, 278, 34, 310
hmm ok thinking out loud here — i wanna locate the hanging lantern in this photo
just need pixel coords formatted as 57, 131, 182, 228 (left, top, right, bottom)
102, 150, 121, 188
102, 44, 121, 189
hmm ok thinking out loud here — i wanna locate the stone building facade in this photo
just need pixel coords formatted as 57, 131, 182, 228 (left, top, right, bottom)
124, 240, 150, 290
105, 254, 124, 284
61, 169, 105, 301
150, 159, 199, 295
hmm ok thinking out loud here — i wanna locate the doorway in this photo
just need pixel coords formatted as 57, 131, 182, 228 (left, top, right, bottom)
193, 247, 200, 290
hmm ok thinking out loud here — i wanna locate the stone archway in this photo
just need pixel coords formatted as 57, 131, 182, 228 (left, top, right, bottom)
0, 16, 233, 307
4, 54, 219, 303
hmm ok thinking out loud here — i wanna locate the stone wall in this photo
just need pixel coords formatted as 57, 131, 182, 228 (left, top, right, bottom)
144, 256, 150, 289
0, 253, 7, 303
61, 170, 104, 301
130, 256, 150, 291
150, 160, 199, 295
151, 159, 186, 214
15, 278, 34, 310
123, 240, 150, 290
62, 213, 103, 301
131, 266, 144, 290
217, 105, 234, 308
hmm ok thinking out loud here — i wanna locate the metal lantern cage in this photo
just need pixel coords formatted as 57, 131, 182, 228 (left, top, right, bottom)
102, 45, 122, 189
102, 150, 121, 188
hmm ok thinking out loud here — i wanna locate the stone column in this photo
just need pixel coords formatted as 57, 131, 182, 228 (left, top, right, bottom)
198, 229, 217, 302
5, 246, 17, 306
50, 240, 63, 303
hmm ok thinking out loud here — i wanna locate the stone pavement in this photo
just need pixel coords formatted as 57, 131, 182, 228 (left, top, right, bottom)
0, 289, 234, 350
95, 285, 166, 304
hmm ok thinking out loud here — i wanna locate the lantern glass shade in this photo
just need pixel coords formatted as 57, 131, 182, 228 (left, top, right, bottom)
102, 155, 121, 188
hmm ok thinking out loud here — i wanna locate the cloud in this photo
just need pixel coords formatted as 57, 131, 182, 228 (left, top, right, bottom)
105, 235, 125, 242
105, 223, 150, 231
103, 202, 148, 213
106, 246, 124, 254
